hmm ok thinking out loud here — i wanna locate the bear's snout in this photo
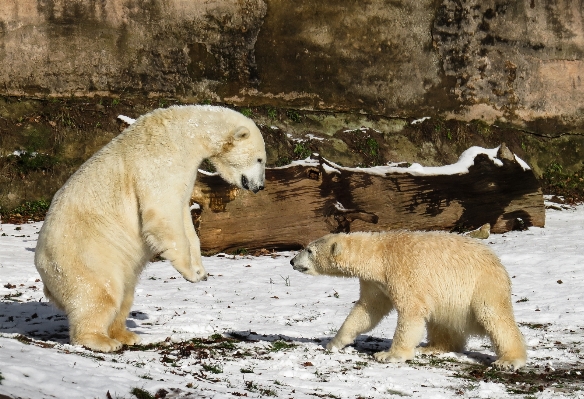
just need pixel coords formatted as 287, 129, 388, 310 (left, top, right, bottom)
290, 256, 309, 272
241, 175, 264, 193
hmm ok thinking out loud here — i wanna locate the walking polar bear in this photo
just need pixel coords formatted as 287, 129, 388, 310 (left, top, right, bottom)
35, 105, 266, 352
290, 231, 527, 370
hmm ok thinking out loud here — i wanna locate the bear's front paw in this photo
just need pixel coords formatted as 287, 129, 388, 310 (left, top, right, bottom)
181, 264, 208, 283
493, 357, 526, 371
374, 349, 414, 363
326, 338, 350, 352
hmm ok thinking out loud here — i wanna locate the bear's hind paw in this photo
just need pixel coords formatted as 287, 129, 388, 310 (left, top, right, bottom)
75, 333, 123, 353
374, 350, 414, 363
111, 330, 142, 346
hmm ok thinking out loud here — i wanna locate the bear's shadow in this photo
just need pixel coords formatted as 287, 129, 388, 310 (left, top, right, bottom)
0, 301, 149, 345
228, 329, 393, 355
0, 301, 69, 343
228, 330, 496, 367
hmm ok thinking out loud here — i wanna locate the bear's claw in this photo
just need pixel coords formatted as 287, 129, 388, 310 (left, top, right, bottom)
493, 358, 526, 371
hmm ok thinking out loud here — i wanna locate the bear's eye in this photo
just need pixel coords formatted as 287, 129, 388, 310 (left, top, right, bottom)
306, 248, 312, 255
257, 158, 263, 164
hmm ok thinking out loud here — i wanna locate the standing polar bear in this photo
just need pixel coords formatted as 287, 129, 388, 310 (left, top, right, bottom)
35, 105, 266, 352
290, 231, 527, 370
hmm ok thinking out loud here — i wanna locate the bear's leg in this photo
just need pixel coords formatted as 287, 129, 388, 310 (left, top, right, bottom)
420, 322, 466, 355
141, 206, 206, 283
182, 203, 206, 276
472, 285, 527, 370
108, 281, 141, 346
327, 280, 393, 351
68, 286, 123, 353
374, 310, 426, 363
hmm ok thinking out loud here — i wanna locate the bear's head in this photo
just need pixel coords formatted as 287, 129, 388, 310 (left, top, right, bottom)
290, 234, 346, 277
210, 125, 267, 193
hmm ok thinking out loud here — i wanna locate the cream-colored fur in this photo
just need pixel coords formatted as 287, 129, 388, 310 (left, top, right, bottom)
290, 231, 527, 370
35, 105, 266, 352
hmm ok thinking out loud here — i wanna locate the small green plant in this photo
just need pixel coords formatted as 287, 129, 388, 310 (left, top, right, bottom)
270, 340, 296, 352
6, 152, 59, 174
267, 108, 277, 119
130, 387, 154, 399
472, 119, 491, 136
209, 333, 223, 340
240, 367, 254, 373
286, 109, 302, 123
385, 389, 409, 397
293, 142, 312, 159
244, 380, 277, 396
232, 248, 249, 256
365, 137, 379, 156
240, 108, 253, 117
202, 363, 223, 374
111, 98, 120, 106
1, 199, 51, 221
139, 374, 153, 380
275, 156, 291, 167
219, 340, 236, 349
541, 162, 584, 202
57, 111, 75, 127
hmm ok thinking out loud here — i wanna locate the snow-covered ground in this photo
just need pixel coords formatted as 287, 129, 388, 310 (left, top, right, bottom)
0, 200, 583, 399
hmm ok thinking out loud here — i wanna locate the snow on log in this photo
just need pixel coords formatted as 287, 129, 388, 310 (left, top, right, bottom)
191, 143, 544, 254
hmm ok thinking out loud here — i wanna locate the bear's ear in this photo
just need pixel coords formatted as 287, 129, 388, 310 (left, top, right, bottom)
331, 241, 341, 256
232, 126, 250, 141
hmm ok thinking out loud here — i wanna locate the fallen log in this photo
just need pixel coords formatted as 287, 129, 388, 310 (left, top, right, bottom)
191, 144, 544, 254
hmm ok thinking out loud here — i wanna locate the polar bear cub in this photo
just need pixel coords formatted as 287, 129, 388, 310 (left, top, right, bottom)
290, 231, 527, 370
35, 105, 266, 352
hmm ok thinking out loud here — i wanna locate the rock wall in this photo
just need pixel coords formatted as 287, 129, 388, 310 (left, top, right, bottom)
1, 0, 584, 211
1, 0, 583, 132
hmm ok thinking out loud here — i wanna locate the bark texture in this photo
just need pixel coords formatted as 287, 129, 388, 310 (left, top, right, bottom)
192, 145, 544, 253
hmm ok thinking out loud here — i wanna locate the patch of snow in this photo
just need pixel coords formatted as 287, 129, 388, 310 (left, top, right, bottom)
514, 154, 531, 171
117, 115, 136, 125
1, 205, 583, 398
348, 146, 509, 176
305, 134, 325, 141
322, 163, 340, 174
411, 116, 431, 125
11, 150, 38, 157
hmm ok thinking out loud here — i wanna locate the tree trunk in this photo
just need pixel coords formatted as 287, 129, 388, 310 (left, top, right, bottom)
192, 144, 544, 254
